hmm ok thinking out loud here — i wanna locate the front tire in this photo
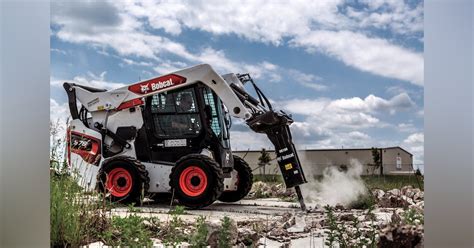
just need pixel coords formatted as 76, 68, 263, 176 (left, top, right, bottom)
98, 156, 149, 204
170, 154, 224, 209
218, 155, 253, 202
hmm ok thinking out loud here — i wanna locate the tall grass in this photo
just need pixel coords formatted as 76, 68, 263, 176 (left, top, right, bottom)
50, 172, 108, 247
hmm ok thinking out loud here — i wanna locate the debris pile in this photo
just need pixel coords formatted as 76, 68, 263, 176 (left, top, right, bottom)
378, 224, 424, 247
373, 186, 424, 210
247, 181, 295, 199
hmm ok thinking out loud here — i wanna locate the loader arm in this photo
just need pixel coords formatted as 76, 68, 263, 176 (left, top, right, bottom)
66, 64, 251, 120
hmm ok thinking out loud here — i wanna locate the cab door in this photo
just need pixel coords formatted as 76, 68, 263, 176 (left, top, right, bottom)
143, 86, 205, 163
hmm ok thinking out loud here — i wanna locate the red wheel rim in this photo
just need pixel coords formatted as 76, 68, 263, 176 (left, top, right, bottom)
179, 166, 208, 197
106, 168, 133, 197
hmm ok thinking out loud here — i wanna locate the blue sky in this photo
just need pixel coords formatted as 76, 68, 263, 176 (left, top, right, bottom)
50, 0, 424, 167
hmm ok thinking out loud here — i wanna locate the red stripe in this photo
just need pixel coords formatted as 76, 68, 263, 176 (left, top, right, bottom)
117, 98, 144, 110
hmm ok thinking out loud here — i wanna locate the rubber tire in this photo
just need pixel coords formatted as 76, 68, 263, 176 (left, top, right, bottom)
218, 155, 253, 202
97, 156, 150, 205
170, 154, 224, 209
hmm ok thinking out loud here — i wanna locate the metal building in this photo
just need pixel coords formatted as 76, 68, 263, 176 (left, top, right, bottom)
233, 146, 414, 176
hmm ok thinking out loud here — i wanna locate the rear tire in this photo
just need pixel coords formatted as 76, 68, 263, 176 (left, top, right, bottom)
218, 155, 253, 202
170, 154, 224, 209
98, 156, 149, 205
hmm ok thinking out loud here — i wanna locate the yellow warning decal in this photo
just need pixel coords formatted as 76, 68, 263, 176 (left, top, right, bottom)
285, 163, 293, 170
97, 105, 105, 110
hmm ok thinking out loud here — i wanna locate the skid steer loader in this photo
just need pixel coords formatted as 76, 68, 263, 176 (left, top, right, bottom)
64, 64, 307, 209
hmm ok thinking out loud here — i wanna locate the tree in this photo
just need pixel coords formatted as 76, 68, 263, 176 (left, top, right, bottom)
370, 147, 383, 175
258, 148, 271, 175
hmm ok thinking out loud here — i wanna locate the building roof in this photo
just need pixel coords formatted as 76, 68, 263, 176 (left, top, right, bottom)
234, 146, 413, 156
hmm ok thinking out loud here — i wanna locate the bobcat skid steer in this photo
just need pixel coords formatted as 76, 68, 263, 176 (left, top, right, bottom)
64, 64, 307, 209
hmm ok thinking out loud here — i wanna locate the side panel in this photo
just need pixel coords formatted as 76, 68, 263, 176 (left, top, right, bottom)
142, 162, 172, 193
68, 119, 103, 192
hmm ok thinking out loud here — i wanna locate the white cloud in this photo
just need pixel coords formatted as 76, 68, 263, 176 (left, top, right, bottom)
51, 1, 423, 86
403, 132, 424, 165
283, 92, 415, 118
345, 0, 424, 35
230, 131, 273, 151
50, 71, 126, 90
51, 48, 67, 55
291, 30, 424, 85
116, 1, 346, 45
397, 122, 418, 133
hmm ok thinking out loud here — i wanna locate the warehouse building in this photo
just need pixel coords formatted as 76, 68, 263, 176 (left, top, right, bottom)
233, 146, 414, 176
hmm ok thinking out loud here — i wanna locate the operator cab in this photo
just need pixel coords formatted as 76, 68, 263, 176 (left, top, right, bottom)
135, 83, 234, 171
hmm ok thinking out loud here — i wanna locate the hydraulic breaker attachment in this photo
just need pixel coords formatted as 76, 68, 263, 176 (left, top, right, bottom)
247, 110, 307, 211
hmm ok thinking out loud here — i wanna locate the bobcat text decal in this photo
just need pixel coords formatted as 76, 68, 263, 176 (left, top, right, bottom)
128, 74, 186, 95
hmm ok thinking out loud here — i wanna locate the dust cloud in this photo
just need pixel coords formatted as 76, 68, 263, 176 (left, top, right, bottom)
299, 155, 368, 207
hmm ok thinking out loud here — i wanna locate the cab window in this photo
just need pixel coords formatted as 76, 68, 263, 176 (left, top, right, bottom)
150, 88, 201, 137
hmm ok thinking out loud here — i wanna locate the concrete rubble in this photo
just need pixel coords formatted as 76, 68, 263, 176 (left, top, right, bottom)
85, 184, 424, 247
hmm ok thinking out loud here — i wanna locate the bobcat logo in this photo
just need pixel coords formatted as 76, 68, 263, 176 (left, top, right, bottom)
140, 84, 150, 93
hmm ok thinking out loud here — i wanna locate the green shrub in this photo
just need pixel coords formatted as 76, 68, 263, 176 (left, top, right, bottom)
218, 216, 232, 248
162, 206, 186, 247
189, 216, 208, 248
101, 214, 152, 247
403, 208, 424, 225
50, 174, 107, 247
324, 205, 377, 248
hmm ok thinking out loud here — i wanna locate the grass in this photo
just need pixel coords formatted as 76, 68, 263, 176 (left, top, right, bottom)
101, 214, 153, 247
361, 175, 424, 191
50, 172, 109, 247
324, 205, 377, 248
253, 174, 283, 183
253, 173, 423, 191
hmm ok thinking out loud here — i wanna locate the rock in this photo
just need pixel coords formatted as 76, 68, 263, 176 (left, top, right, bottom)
150, 238, 162, 247
238, 227, 260, 246
372, 189, 385, 201
378, 224, 423, 248
401, 186, 413, 196
268, 227, 286, 237
401, 195, 415, 206
378, 195, 410, 208
86, 241, 105, 247
339, 213, 356, 222
413, 191, 424, 201
391, 210, 402, 225
335, 204, 345, 211
207, 219, 238, 248
287, 215, 306, 233
387, 189, 401, 196
281, 215, 295, 229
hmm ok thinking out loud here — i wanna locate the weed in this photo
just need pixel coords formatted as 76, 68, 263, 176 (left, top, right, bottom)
101, 214, 153, 247
127, 202, 142, 213
218, 216, 233, 248
50, 173, 109, 246
162, 206, 186, 247
324, 205, 377, 248
189, 216, 209, 248
402, 208, 424, 225
168, 205, 186, 215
